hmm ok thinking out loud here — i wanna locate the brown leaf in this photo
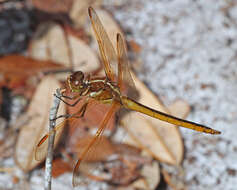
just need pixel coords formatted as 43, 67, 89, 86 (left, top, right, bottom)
31, 0, 73, 13
69, 0, 102, 27
162, 168, 187, 190
70, 136, 115, 162
66, 99, 117, 157
14, 76, 66, 171
128, 40, 142, 53
117, 161, 160, 190
28, 24, 71, 67
168, 99, 190, 119
92, 8, 124, 50
83, 142, 152, 186
68, 34, 101, 72
140, 161, 160, 189
89, 8, 126, 77
0, 55, 65, 89
29, 23, 100, 74
51, 158, 72, 178
64, 26, 90, 44
122, 72, 189, 165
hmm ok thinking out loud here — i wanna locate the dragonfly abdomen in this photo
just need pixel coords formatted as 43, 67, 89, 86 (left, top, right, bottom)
121, 96, 221, 135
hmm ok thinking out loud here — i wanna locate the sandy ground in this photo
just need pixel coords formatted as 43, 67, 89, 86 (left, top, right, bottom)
1, 0, 237, 189
105, 0, 237, 189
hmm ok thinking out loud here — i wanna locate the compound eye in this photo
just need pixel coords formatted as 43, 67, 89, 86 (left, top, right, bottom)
74, 71, 84, 82
70, 71, 84, 86
74, 80, 79, 86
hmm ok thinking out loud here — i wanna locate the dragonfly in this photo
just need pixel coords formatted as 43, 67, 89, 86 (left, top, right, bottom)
35, 6, 221, 187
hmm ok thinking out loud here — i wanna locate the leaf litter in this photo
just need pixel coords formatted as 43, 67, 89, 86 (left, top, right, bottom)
0, 1, 211, 189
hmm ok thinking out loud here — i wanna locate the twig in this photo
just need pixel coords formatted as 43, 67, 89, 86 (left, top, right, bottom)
44, 88, 62, 190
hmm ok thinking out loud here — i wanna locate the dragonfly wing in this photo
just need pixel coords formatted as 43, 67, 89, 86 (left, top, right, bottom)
117, 33, 136, 94
72, 102, 120, 187
88, 7, 117, 82
35, 99, 91, 161
34, 118, 69, 161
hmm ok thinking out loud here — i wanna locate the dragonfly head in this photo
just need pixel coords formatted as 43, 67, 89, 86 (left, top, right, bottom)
67, 71, 87, 93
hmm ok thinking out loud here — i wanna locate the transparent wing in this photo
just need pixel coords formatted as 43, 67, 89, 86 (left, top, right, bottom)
35, 99, 93, 161
35, 117, 74, 161
117, 33, 136, 95
88, 7, 117, 82
72, 102, 120, 187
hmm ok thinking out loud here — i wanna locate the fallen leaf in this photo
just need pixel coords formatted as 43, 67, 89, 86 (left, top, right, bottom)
69, 0, 102, 27
67, 135, 150, 185
114, 140, 159, 189
140, 161, 160, 189
29, 24, 72, 67
68, 34, 100, 72
120, 97, 189, 189
118, 161, 160, 190
168, 99, 190, 119
31, 0, 73, 13
162, 168, 187, 190
51, 158, 72, 178
86, 142, 151, 186
29, 23, 100, 73
93, 8, 124, 50
70, 136, 115, 162
14, 76, 66, 171
0, 54, 65, 89
128, 40, 142, 53
88, 8, 127, 78
122, 72, 189, 165
66, 98, 117, 156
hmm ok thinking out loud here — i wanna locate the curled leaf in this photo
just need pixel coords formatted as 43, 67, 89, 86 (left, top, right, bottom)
15, 76, 66, 171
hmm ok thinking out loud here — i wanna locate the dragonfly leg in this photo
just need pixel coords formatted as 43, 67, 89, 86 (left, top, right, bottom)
54, 93, 82, 107
71, 102, 88, 118
50, 102, 88, 121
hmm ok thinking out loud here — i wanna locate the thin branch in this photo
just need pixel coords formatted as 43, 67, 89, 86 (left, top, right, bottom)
44, 88, 62, 190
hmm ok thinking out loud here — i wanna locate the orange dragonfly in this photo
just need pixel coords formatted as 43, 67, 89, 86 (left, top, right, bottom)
35, 6, 221, 186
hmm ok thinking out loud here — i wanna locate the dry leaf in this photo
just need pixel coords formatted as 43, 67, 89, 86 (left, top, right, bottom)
134, 72, 186, 164
70, 136, 115, 162
31, 0, 73, 13
140, 161, 160, 189
93, 8, 124, 49
122, 114, 175, 163
168, 99, 190, 119
68, 34, 100, 72
0, 54, 65, 89
122, 72, 190, 165
128, 40, 142, 53
115, 144, 159, 190
66, 97, 117, 155
69, 0, 102, 27
89, 8, 125, 76
29, 23, 100, 73
162, 168, 187, 190
123, 161, 160, 190
120, 98, 189, 189
29, 24, 71, 67
51, 158, 72, 178
120, 126, 162, 189
101, 143, 152, 186
15, 76, 66, 171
